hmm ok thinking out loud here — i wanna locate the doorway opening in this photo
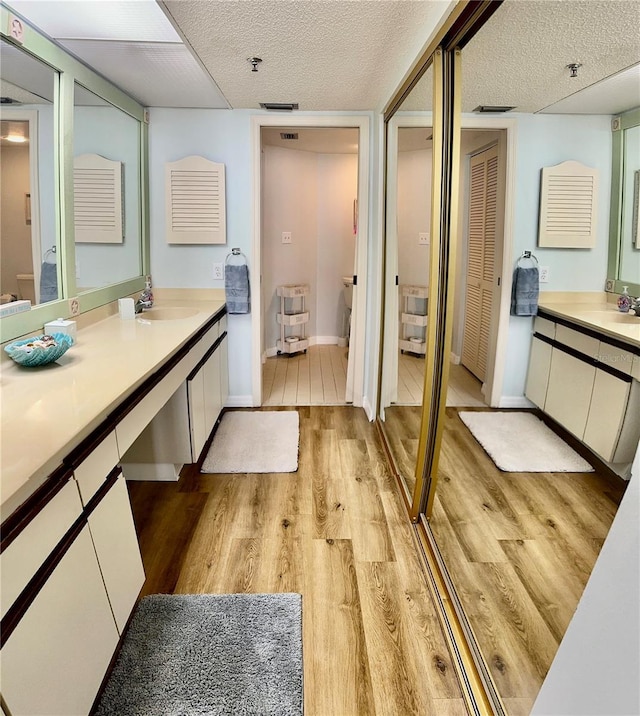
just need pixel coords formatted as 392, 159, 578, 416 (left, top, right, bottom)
252, 116, 370, 408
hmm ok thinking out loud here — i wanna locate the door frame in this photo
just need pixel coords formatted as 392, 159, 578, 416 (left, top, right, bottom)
384, 115, 516, 408
250, 114, 370, 407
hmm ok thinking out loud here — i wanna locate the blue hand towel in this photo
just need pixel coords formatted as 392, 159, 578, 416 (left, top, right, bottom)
511, 266, 539, 316
39, 261, 58, 303
225, 264, 250, 314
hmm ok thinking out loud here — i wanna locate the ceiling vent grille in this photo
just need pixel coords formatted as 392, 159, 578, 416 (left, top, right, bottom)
260, 102, 299, 112
472, 105, 515, 113
280, 132, 298, 140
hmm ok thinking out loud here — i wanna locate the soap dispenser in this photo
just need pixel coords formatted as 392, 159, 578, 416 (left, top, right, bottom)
618, 286, 631, 313
142, 276, 154, 307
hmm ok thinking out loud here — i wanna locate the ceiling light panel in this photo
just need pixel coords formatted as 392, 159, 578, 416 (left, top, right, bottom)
59, 40, 229, 109
8, 0, 181, 42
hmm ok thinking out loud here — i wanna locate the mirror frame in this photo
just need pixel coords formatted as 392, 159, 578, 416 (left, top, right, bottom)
0, 3, 149, 342
607, 106, 640, 297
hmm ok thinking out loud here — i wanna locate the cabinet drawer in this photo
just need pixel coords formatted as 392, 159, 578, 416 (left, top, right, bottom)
533, 316, 556, 339
555, 324, 599, 359
596, 341, 635, 376
632, 355, 640, 382
73, 431, 119, 504
1, 525, 119, 716
0, 478, 82, 620
219, 314, 227, 334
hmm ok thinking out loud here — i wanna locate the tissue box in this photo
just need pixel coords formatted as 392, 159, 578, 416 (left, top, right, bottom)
0, 300, 31, 318
44, 318, 77, 341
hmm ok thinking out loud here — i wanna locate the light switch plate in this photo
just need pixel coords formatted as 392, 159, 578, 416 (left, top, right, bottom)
282, 232, 292, 244
419, 232, 430, 245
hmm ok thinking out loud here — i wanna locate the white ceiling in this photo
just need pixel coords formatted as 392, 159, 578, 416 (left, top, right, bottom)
3, 0, 640, 115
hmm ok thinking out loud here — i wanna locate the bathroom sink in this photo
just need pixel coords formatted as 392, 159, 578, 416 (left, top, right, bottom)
138, 307, 200, 321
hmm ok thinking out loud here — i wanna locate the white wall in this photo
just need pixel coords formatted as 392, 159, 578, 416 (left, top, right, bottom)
258, 145, 358, 352
316, 153, 358, 340
149, 108, 254, 401
397, 148, 432, 288
500, 113, 612, 402
532, 440, 640, 715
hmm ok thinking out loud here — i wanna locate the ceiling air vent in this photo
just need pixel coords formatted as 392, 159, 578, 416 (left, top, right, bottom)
280, 132, 298, 140
260, 102, 299, 111
472, 105, 515, 113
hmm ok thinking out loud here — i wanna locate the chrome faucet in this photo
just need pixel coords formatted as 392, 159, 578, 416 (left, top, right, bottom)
135, 289, 153, 314
630, 296, 640, 316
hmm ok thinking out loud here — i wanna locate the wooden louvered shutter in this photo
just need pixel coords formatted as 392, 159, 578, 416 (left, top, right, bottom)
165, 156, 226, 244
74, 154, 123, 243
538, 160, 598, 248
462, 146, 498, 383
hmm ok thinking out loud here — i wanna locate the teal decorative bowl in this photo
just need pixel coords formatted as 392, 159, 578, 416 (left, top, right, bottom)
4, 333, 74, 367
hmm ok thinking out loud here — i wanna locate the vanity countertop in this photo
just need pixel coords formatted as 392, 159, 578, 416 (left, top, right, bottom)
537, 293, 640, 349
1, 294, 225, 515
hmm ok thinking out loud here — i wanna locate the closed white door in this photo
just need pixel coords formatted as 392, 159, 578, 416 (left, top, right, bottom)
462, 145, 498, 382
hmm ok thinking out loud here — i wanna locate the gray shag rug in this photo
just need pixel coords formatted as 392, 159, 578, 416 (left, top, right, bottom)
201, 410, 299, 473
94, 593, 303, 716
459, 410, 594, 472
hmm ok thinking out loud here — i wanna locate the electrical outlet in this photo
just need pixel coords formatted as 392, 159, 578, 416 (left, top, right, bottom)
539, 266, 550, 283
419, 232, 430, 245
213, 262, 224, 280
282, 232, 292, 244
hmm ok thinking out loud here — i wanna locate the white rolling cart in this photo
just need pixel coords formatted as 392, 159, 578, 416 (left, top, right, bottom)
276, 284, 310, 355
399, 284, 428, 355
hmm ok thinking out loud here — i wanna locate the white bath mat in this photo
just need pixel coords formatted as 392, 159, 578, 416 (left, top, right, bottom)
201, 410, 299, 473
458, 411, 594, 473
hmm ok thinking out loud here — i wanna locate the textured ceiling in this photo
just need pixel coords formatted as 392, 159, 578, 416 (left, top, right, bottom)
4, 0, 640, 114
161, 0, 453, 111
400, 0, 640, 115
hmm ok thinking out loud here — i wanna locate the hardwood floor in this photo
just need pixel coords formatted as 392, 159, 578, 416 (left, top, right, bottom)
128, 406, 467, 716
429, 408, 626, 714
263, 345, 349, 406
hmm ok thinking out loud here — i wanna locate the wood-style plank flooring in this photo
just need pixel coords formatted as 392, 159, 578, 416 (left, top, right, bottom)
383, 363, 485, 495
396, 355, 486, 407
128, 406, 467, 716
429, 408, 626, 715
263, 345, 349, 406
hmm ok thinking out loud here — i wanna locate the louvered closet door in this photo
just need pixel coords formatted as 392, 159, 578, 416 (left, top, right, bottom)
462, 145, 498, 382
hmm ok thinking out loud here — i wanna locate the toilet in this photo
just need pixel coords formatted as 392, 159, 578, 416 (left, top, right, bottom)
16, 274, 35, 304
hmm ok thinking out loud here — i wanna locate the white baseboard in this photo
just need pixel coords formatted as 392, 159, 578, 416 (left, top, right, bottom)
498, 396, 535, 409
450, 352, 461, 365
225, 394, 254, 408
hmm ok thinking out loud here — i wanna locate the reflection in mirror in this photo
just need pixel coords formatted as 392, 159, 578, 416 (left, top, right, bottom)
73, 83, 141, 292
619, 122, 640, 284
379, 65, 433, 500
0, 39, 57, 306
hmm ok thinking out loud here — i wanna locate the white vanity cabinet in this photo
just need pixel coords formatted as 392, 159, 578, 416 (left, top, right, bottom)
120, 311, 229, 474
0, 525, 119, 716
526, 310, 640, 471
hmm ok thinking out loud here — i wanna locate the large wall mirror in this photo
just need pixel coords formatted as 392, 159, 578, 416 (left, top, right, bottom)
378, 2, 636, 714
0, 38, 57, 307
609, 109, 640, 294
0, 4, 148, 342
74, 83, 142, 292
